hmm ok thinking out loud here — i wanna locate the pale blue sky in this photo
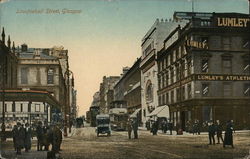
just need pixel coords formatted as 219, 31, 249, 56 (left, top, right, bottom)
0, 0, 249, 115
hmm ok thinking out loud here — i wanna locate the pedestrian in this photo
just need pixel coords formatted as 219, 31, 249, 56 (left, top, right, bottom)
127, 118, 132, 139
196, 120, 201, 135
52, 124, 63, 153
131, 118, 138, 139
168, 121, 173, 135
14, 122, 25, 155
146, 120, 150, 131
208, 121, 216, 145
223, 120, 234, 148
24, 123, 32, 152
215, 120, 223, 144
151, 120, 158, 135
43, 124, 51, 151
36, 121, 44, 151
161, 119, 167, 133
12, 124, 18, 151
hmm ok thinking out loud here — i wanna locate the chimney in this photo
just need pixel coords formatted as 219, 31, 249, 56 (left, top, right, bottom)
21, 44, 28, 52
1, 27, 5, 44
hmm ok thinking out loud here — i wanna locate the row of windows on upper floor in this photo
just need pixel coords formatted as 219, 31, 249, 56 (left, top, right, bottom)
158, 57, 250, 90
158, 83, 250, 106
159, 35, 249, 72
20, 67, 55, 85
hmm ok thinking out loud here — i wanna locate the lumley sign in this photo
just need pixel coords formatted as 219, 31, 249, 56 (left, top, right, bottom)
196, 74, 250, 81
186, 40, 208, 49
217, 17, 250, 27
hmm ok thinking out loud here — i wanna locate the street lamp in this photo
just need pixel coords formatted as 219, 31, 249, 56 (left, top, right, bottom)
64, 69, 74, 136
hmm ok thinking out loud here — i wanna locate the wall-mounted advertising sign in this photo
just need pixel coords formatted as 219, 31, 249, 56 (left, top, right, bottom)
217, 17, 250, 27
186, 40, 208, 49
195, 74, 250, 81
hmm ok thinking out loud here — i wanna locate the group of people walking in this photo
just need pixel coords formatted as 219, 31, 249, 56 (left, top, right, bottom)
11, 121, 63, 155
208, 120, 234, 148
146, 119, 173, 135
12, 122, 32, 155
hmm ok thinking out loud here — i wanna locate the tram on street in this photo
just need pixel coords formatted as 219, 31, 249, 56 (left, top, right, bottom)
109, 101, 128, 131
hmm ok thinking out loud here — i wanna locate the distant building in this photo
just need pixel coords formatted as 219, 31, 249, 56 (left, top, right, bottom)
157, 12, 250, 129
99, 76, 120, 114
122, 58, 141, 121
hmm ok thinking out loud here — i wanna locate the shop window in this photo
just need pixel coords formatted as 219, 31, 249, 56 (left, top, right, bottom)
202, 83, 209, 96
35, 104, 40, 112
244, 84, 250, 96
201, 59, 209, 73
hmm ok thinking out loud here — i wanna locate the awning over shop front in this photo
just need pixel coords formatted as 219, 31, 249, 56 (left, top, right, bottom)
130, 108, 141, 118
147, 105, 169, 118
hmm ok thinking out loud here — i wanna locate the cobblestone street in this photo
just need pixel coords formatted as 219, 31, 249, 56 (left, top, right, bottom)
1, 127, 250, 159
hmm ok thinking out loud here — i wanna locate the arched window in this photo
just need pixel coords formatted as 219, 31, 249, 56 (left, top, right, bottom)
47, 68, 54, 84
146, 81, 153, 102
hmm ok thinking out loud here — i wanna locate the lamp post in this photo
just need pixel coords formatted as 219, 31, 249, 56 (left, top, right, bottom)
64, 69, 74, 136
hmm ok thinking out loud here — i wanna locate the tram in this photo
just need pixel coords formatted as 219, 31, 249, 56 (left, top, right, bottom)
109, 101, 128, 131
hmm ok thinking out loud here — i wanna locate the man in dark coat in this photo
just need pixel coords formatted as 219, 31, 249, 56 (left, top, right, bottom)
131, 118, 138, 139
151, 120, 158, 135
51, 124, 63, 153
14, 122, 25, 155
36, 121, 44, 151
127, 119, 132, 139
208, 121, 216, 145
215, 120, 223, 144
12, 125, 18, 151
161, 119, 168, 133
24, 123, 32, 152
223, 120, 234, 148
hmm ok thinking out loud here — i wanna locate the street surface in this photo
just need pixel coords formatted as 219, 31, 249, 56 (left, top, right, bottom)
1, 127, 250, 159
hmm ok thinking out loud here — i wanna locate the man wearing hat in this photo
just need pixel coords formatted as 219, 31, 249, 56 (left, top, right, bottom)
14, 122, 25, 155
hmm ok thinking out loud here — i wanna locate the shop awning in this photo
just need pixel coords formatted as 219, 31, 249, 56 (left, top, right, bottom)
147, 105, 169, 118
130, 108, 141, 118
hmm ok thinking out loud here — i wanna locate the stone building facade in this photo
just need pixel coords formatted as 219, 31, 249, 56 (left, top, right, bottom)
157, 12, 250, 129
140, 18, 187, 126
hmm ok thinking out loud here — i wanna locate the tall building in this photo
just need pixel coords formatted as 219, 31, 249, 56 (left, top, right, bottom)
0, 28, 62, 127
140, 18, 187, 126
157, 12, 250, 129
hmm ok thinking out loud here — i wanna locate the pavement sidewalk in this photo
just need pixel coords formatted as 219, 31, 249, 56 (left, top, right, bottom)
138, 127, 250, 136
1, 150, 47, 159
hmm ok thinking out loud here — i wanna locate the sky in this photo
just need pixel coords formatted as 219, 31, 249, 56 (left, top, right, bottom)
0, 0, 249, 116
